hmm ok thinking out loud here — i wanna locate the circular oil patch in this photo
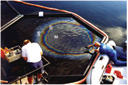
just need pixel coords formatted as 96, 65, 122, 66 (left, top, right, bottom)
32, 17, 100, 59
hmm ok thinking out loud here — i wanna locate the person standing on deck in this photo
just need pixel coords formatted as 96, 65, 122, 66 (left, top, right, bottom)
22, 39, 43, 84
87, 42, 127, 66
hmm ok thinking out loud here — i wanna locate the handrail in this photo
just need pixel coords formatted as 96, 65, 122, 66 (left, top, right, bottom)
0, 15, 24, 32
8, 56, 50, 84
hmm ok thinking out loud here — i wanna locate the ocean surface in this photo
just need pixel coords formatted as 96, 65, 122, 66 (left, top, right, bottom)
2, 1, 127, 46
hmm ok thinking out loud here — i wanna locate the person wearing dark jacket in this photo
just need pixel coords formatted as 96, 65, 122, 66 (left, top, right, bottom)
87, 42, 126, 66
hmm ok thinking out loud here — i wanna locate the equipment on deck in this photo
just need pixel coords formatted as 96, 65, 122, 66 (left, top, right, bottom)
5, 46, 22, 63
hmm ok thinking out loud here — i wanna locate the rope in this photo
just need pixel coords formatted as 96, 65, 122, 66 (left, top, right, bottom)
6, 1, 21, 15
14, 0, 108, 43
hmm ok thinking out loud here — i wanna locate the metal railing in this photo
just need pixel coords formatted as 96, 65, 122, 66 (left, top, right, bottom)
8, 56, 50, 84
0, 15, 24, 32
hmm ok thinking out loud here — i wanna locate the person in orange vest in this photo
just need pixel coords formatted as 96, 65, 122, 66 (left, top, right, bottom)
4, 47, 9, 54
0, 48, 6, 60
1, 48, 9, 84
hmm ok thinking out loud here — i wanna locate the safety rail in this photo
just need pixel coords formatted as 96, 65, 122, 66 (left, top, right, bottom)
0, 15, 23, 32
8, 56, 50, 84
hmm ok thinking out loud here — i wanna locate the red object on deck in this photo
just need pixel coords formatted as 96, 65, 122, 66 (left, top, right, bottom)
0, 48, 6, 60
105, 64, 112, 73
114, 70, 123, 79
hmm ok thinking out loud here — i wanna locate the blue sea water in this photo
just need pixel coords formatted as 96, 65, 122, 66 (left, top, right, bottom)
28, 1, 126, 28
8, 1, 127, 46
